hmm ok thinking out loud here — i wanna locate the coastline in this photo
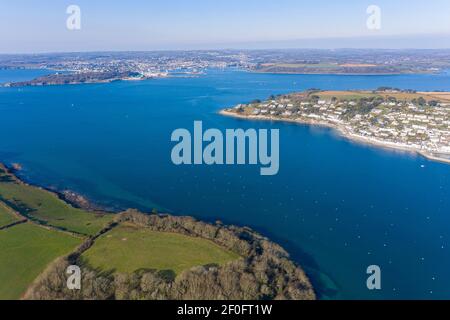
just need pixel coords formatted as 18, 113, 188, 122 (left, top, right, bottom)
0, 162, 317, 300
251, 70, 432, 76
4, 163, 115, 213
249, 68, 437, 76
2, 77, 155, 88
219, 109, 450, 165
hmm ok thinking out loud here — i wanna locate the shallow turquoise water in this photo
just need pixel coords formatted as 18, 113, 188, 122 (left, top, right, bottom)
1, 68, 449, 299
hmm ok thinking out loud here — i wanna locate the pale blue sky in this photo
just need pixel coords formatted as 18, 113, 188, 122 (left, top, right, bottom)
1, 0, 450, 53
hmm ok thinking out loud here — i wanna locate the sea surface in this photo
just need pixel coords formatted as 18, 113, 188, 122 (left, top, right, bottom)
1, 68, 450, 299
0, 68, 52, 84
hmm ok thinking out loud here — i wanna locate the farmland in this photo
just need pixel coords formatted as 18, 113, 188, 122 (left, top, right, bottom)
0, 165, 240, 299
314, 90, 450, 102
0, 165, 113, 235
0, 201, 20, 228
0, 164, 313, 300
0, 223, 82, 299
82, 223, 240, 275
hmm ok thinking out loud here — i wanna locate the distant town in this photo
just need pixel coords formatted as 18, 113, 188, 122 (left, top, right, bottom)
222, 88, 450, 163
0, 50, 252, 86
2, 49, 450, 162
2, 49, 450, 86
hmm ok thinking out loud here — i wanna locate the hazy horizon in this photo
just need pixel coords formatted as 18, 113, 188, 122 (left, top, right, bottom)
2, 36, 450, 56
2, 0, 450, 54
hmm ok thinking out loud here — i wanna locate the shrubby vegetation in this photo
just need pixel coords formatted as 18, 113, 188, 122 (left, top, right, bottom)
24, 210, 315, 300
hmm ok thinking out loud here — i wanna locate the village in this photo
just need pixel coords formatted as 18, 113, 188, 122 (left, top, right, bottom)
225, 90, 450, 159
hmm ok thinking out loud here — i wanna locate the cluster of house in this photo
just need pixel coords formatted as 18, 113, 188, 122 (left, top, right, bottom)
45, 55, 244, 79
232, 97, 450, 154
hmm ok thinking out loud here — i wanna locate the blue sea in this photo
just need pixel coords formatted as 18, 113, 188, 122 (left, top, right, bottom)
0, 68, 52, 84
1, 68, 450, 299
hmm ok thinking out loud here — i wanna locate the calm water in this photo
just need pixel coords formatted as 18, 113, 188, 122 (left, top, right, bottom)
1, 69, 450, 299
0, 68, 52, 84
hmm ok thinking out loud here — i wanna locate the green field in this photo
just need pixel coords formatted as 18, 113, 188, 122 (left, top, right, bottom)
82, 223, 240, 275
0, 223, 82, 299
269, 63, 338, 69
314, 90, 450, 102
0, 201, 19, 228
0, 168, 113, 235
0, 165, 240, 298
314, 90, 381, 101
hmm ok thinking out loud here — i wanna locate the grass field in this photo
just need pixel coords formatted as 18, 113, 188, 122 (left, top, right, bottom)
0, 222, 82, 299
0, 168, 113, 235
417, 91, 450, 102
0, 201, 19, 228
264, 63, 339, 69
0, 165, 240, 299
82, 223, 240, 275
315, 90, 450, 102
